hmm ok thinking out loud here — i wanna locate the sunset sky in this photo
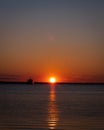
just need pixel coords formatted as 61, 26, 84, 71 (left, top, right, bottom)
0, 0, 104, 82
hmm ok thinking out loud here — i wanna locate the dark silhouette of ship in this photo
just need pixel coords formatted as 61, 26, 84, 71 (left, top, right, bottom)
27, 78, 33, 84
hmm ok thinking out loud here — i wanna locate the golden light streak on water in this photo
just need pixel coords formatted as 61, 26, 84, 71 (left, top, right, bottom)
48, 85, 59, 129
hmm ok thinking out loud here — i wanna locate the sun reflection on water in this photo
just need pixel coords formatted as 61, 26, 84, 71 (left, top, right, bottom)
48, 85, 59, 129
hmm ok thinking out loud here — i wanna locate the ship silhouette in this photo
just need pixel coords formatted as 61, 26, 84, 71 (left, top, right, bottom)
27, 78, 33, 84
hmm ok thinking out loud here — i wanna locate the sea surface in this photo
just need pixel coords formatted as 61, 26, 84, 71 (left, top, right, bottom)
0, 84, 104, 130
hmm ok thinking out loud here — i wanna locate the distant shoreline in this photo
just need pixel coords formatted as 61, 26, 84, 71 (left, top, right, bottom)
0, 81, 104, 85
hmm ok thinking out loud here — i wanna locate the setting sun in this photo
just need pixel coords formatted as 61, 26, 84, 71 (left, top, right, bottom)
49, 77, 56, 83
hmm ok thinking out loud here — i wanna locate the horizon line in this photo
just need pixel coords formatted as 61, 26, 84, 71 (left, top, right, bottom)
0, 81, 104, 85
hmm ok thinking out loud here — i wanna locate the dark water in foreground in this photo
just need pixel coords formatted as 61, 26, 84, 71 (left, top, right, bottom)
0, 84, 104, 130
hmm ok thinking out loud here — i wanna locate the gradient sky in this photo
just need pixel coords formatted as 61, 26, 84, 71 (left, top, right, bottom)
0, 0, 104, 82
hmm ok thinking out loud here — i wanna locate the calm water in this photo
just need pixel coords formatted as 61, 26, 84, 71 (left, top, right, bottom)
0, 84, 104, 130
